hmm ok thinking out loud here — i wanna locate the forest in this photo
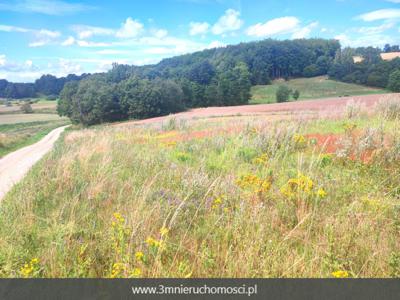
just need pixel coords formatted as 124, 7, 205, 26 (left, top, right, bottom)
57, 38, 341, 125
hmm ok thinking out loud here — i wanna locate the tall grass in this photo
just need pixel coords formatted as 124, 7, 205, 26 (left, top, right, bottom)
0, 110, 399, 278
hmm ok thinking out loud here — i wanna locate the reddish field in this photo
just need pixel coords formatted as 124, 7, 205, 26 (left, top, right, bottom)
118, 93, 399, 126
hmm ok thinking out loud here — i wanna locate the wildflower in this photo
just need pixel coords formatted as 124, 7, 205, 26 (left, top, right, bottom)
211, 196, 223, 209
280, 173, 314, 198
252, 153, 269, 165
146, 237, 161, 248
110, 263, 125, 278
131, 268, 141, 277
332, 270, 349, 278
293, 134, 307, 148
316, 188, 327, 198
20, 258, 39, 278
160, 227, 169, 237
236, 174, 272, 194
135, 251, 144, 262
113, 212, 125, 225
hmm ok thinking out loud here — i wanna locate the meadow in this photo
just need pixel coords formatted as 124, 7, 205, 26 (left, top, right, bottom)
250, 76, 389, 104
0, 100, 69, 157
0, 95, 399, 278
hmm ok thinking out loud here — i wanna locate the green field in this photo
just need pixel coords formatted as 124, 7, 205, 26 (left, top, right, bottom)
250, 76, 389, 104
0, 99, 58, 115
0, 99, 69, 157
0, 96, 399, 278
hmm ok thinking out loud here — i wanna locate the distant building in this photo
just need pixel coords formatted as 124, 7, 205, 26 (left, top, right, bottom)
380, 52, 400, 61
353, 52, 400, 63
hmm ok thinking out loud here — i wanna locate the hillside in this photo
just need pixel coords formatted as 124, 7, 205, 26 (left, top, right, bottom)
250, 76, 388, 104
1, 95, 399, 277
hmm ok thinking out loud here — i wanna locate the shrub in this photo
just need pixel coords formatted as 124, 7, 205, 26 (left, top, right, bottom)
276, 85, 291, 103
20, 102, 33, 114
387, 70, 400, 92
293, 90, 300, 100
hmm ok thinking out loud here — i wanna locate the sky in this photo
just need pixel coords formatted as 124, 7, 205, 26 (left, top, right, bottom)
0, 0, 399, 82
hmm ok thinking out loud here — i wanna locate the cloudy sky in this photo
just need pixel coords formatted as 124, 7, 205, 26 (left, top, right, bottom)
0, 0, 399, 82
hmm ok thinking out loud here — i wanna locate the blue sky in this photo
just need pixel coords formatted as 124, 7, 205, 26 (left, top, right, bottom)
0, 0, 399, 82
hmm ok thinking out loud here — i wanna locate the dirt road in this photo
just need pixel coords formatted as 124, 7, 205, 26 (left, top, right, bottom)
118, 93, 399, 126
0, 126, 68, 201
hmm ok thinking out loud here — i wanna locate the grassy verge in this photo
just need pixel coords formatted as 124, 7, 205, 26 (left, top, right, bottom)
0, 98, 399, 278
0, 120, 70, 157
250, 76, 389, 104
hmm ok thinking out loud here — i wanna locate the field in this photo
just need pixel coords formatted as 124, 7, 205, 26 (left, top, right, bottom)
0, 95, 399, 278
0, 99, 69, 158
250, 76, 388, 104
0, 99, 58, 115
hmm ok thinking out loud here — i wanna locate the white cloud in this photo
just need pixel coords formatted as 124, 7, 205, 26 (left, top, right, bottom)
0, 0, 95, 15
292, 21, 319, 39
0, 54, 5, 66
386, 0, 400, 3
71, 25, 114, 39
29, 29, 60, 47
357, 21, 395, 35
116, 17, 144, 38
61, 36, 75, 46
76, 40, 112, 47
0, 24, 30, 33
212, 9, 243, 35
335, 33, 396, 48
356, 9, 400, 21
246, 16, 300, 37
0, 23, 60, 47
152, 29, 168, 39
189, 22, 210, 35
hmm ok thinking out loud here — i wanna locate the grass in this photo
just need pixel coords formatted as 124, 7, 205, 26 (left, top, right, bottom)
250, 76, 389, 104
0, 119, 70, 157
0, 96, 399, 278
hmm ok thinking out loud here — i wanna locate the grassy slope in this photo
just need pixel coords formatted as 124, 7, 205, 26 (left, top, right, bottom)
250, 76, 388, 104
0, 101, 399, 278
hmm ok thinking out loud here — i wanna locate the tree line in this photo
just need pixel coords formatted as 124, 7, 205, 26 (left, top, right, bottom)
328, 46, 400, 91
0, 73, 89, 99
57, 38, 340, 125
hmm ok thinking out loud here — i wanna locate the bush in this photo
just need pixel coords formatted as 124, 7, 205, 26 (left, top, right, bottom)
276, 85, 291, 103
293, 90, 300, 100
20, 102, 33, 114
387, 70, 400, 92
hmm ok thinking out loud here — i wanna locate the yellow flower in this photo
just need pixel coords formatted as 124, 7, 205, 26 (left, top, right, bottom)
332, 270, 349, 278
293, 134, 307, 147
146, 237, 161, 248
20, 258, 39, 278
110, 262, 125, 278
236, 174, 272, 194
317, 188, 327, 198
252, 153, 269, 165
113, 212, 125, 224
30, 258, 39, 265
131, 268, 142, 277
281, 173, 314, 198
135, 251, 144, 262
160, 227, 169, 237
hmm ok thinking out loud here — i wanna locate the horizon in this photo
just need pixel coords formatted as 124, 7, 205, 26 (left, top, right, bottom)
1, 0, 400, 83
